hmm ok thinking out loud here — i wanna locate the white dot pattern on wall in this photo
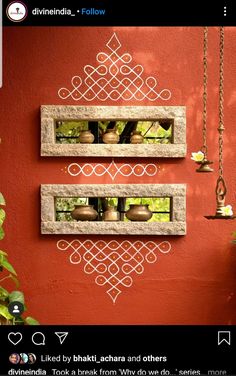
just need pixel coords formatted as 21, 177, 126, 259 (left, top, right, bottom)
58, 33, 171, 102
57, 239, 172, 303
65, 160, 159, 180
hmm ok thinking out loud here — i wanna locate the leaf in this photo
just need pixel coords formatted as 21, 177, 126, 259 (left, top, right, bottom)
0, 286, 9, 294
0, 209, 6, 226
0, 250, 8, 256
25, 316, 39, 325
9, 291, 25, 305
9, 274, 20, 287
13, 316, 24, 325
0, 304, 13, 320
0, 287, 9, 300
0, 227, 5, 240
1, 258, 17, 275
0, 193, 6, 206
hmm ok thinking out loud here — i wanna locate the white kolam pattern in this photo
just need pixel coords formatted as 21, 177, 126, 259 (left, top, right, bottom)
57, 239, 171, 303
58, 33, 171, 102
66, 159, 159, 180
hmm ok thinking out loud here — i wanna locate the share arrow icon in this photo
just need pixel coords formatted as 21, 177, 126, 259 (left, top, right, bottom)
55, 332, 69, 345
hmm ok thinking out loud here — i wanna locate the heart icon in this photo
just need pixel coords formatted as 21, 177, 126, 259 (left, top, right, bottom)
8, 332, 23, 345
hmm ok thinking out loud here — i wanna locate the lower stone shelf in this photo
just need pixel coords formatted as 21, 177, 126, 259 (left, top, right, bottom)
41, 221, 186, 235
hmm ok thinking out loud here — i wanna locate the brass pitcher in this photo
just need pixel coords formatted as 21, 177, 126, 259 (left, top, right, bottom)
78, 130, 95, 144
130, 130, 144, 144
102, 206, 120, 221
102, 128, 120, 144
126, 204, 153, 221
71, 205, 98, 221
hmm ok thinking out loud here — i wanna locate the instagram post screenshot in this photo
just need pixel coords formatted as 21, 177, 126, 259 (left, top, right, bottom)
0, 0, 236, 375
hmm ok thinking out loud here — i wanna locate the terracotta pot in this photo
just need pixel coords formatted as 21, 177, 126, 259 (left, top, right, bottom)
102, 129, 120, 144
71, 205, 98, 221
126, 204, 153, 221
102, 206, 120, 221
130, 130, 144, 144
78, 130, 95, 144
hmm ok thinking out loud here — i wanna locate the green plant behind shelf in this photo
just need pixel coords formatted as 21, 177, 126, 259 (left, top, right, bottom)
232, 232, 236, 244
0, 192, 39, 325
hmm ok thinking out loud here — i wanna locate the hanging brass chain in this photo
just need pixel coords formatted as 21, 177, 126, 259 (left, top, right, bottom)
218, 26, 225, 177
216, 26, 227, 198
202, 26, 208, 156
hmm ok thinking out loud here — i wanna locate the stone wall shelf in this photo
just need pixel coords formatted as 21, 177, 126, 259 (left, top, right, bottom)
41, 183, 186, 235
41, 221, 186, 236
41, 105, 186, 158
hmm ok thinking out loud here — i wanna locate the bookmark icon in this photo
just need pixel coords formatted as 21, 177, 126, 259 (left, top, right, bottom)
218, 331, 231, 346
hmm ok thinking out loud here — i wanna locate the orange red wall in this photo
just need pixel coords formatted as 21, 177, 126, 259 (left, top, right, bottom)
1, 27, 236, 324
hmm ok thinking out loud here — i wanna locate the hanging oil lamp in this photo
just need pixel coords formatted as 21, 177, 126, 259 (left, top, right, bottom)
205, 177, 235, 219
205, 27, 235, 220
195, 150, 213, 173
193, 27, 213, 172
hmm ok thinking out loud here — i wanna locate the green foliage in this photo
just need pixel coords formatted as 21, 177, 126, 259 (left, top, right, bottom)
0, 286, 9, 301
25, 316, 39, 325
56, 197, 88, 211
55, 120, 172, 144
0, 192, 38, 325
232, 232, 236, 244
0, 208, 6, 226
9, 291, 25, 305
56, 121, 88, 144
137, 121, 172, 144
96, 197, 118, 212
56, 196, 170, 223
0, 193, 6, 206
56, 120, 88, 134
125, 197, 170, 222
0, 255, 17, 275
0, 195, 5, 241
10, 274, 20, 288
55, 197, 88, 221
106, 198, 118, 207
0, 227, 5, 240
0, 304, 14, 320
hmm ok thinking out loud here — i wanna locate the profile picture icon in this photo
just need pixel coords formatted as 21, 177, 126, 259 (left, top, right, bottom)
6, 1, 28, 22
8, 301, 24, 317
9, 353, 20, 364
13, 304, 20, 314
20, 353, 28, 364
28, 353, 37, 364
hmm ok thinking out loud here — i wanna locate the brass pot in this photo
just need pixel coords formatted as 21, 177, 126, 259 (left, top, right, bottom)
102, 129, 120, 144
102, 206, 120, 221
130, 130, 144, 144
126, 204, 153, 221
78, 130, 95, 144
71, 205, 98, 221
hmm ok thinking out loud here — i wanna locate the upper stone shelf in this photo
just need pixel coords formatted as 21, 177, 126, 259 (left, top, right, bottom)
41, 105, 186, 158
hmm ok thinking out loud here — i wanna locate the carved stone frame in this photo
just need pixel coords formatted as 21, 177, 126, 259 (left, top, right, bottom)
41, 184, 186, 235
41, 105, 186, 157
